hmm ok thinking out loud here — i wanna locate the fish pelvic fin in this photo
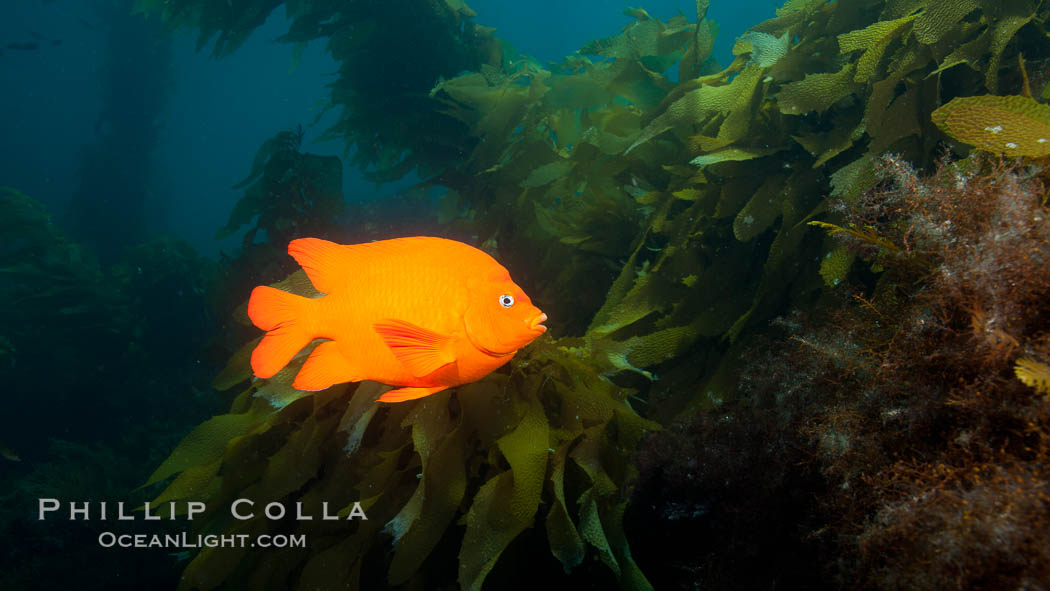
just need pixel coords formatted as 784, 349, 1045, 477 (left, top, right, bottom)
373, 319, 457, 377
378, 385, 448, 403
248, 285, 315, 378
293, 341, 361, 391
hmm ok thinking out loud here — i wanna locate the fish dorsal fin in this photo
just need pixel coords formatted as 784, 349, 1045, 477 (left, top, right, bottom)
287, 238, 353, 294
373, 319, 456, 377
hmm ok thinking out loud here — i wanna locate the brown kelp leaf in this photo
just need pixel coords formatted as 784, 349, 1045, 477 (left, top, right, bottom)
777, 0, 826, 15
212, 337, 260, 391
931, 95, 1050, 158
587, 238, 647, 335
569, 432, 653, 590
587, 269, 665, 338
627, 67, 764, 153
589, 57, 676, 112
273, 269, 323, 298
914, 0, 979, 45
578, 489, 619, 576
777, 63, 858, 115
521, 160, 573, 188
819, 245, 855, 287
714, 173, 765, 219
734, 173, 789, 241
679, 6, 716, 80
862, 39, 925, 150
145, 413, 257, 486
295, 534, 366, 591
723, 171, 821, 343
387, 391, 467, 584
336, 382, 387, 454
546, 442, 586, 572
546, 75, 610, 111
233, 130, 299, 190
151, 459, 222, 509
985, 13, 1032, 93
597, 324, 700, 378
838, 14, 918, 82
690, 145, 784, 166
443, 0, 476, 18
580, 14, 693, 61
734, 31, 790, 68
750, 0, 827, 33
868, 80, 922, 155
929, 22, 989, 77
792, 111, 866, 168
459, 393, 549, 590
708, 66, 766, 148
215, 182, 264, 240
254, 414, 331, 501
252, 344, 320, 409
881, 0, 926, 20
576, 493, 654, 591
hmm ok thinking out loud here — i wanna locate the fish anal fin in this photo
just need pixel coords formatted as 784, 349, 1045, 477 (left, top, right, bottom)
287, 238, 353, 294
292, 341, 361, 391
373, 319, 456, 377
378, 386, 447, 403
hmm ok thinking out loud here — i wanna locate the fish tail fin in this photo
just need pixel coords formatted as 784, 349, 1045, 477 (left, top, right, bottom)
248, 285, 315, 378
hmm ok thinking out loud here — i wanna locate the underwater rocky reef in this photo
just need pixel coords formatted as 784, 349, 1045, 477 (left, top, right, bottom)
634, 152, 1050, 588
4, 0, 1050, 589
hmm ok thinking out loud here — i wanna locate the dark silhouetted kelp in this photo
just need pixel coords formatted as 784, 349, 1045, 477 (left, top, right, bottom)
0, 187, 223, 590
65, 0, 173, 263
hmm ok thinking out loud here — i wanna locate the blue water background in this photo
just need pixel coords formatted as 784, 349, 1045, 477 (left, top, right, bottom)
1, 0, 771, 256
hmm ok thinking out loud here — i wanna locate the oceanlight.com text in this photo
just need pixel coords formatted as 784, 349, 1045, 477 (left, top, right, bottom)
97, 531, 307, 550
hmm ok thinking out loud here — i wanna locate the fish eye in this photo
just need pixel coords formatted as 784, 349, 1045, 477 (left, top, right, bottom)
499, 294, 514, 308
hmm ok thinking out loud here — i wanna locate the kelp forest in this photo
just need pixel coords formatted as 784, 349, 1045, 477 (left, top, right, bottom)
3, 0, 1050, 589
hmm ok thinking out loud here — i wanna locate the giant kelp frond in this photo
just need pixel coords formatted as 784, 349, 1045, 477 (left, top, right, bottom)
580, 10, 697, 76
932, 95, 1050, 158
149, 274, 658, 591
139, 0, 496, 182
216, 128, 342, 248
0, 187, 116, 332
423, 9, 714, 335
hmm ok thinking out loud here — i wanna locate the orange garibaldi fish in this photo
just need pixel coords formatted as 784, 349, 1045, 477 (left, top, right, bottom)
247, 236, 548, 403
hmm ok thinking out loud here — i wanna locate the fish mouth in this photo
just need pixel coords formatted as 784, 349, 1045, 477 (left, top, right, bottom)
529, 312, 548, 333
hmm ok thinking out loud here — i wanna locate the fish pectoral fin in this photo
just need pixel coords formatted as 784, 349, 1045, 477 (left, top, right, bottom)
373, 319, 457, 377
378, 386, 447, 403
292, 341, 361, 391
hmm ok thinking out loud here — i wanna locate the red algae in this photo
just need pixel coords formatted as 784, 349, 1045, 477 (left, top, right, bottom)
632, 153, 1050, 589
